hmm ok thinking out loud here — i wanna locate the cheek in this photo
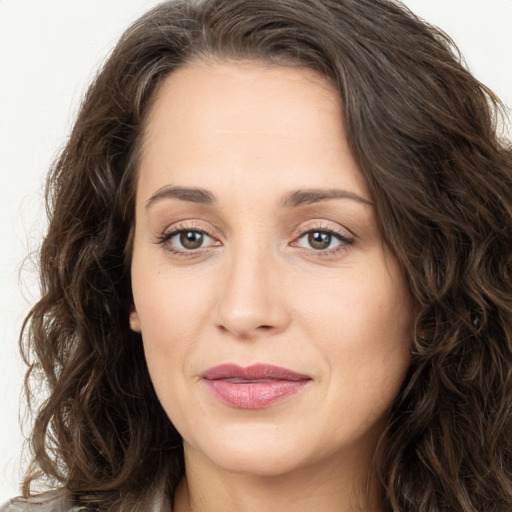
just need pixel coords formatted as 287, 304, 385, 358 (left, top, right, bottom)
132, 245, 217, 335
131, 252, 201, 372
133, 271, 211, 360
132, 276, 199, 428
296, 265, 411, 349
130, 253, 221, 411
295, 261, 412, 411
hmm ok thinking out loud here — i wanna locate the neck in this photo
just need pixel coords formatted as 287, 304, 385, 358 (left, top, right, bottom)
173, 444, 382, 512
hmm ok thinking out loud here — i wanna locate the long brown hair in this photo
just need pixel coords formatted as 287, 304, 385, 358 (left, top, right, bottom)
21, 0, 512, 510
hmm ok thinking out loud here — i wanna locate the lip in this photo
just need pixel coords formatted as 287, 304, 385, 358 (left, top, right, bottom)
200, 364, 312, 409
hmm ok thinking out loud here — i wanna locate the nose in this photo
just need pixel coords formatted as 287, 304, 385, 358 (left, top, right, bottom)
214, 244, 290, 339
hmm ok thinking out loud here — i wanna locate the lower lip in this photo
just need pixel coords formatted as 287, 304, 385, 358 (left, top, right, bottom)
203, 379, 310, 409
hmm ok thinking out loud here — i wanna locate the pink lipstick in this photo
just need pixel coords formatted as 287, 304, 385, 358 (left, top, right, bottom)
201, 364, 311, 409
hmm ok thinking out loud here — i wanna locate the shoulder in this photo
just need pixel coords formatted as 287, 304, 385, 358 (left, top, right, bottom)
1, 486, 170, 512
0, 492, 89, 512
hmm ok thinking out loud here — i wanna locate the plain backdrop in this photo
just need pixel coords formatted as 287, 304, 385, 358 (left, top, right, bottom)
1, 0, 511, 503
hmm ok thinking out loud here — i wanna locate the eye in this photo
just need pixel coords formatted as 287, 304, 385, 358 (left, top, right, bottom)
156, 228, 218, 254
173, 230, 210, 250
294, 229, 353, 253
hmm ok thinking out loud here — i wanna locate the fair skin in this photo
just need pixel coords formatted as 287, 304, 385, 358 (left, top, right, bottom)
129, 60, 413, 512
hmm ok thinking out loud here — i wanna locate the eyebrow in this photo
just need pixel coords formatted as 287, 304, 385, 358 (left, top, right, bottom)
146, 186, 215, 208
145, 185, 372, 209
279, 188, 373, 208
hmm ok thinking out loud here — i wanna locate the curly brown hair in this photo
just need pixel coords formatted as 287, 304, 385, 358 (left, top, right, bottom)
21, 0, 512, 510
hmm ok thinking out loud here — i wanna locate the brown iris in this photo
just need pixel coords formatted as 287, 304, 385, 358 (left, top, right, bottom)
308, 231, 332, 250
180, 231, 204, 249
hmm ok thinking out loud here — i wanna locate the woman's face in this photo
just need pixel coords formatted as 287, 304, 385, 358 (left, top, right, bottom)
130, 60, 413, 477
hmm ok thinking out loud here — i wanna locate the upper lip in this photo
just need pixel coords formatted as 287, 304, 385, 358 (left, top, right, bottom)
201, 364, 311, 381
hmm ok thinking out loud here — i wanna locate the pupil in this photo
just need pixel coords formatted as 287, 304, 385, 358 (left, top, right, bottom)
308, 231, 331, 250
180, 231, 203, 249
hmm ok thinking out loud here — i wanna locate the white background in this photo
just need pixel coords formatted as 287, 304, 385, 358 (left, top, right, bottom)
1, 0, 511, 503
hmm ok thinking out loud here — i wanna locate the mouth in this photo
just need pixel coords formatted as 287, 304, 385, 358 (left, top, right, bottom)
200, 364, 312, 409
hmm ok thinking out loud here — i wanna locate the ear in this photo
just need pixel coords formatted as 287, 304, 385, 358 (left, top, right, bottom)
129, 305, 141, 332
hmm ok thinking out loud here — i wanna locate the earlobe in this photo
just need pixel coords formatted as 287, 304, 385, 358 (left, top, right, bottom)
129, 306, 141, 332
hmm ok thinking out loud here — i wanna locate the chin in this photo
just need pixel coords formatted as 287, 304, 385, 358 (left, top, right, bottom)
185, 424, 315, 477
205, 449, 306, 477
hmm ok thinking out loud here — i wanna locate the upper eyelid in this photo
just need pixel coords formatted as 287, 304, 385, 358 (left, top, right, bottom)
157, 217, 357, 242
295, 221, 356, 240
159, 226, 216, 244
159, 220, 355, 238
293, 228, 353, 248
162, 221, 218, 237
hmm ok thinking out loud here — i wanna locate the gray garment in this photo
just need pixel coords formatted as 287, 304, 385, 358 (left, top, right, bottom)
0, 494, 81, 512
1, 490, 170, 512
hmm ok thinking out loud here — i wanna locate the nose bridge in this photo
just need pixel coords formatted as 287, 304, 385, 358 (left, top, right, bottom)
215, 233, 288, 337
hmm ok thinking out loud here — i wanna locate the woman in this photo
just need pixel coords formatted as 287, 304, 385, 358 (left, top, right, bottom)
3, 0, 512, 510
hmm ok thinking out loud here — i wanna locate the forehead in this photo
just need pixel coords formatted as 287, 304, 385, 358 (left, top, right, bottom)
138, 60, 367, 200
147, 59, 339, 122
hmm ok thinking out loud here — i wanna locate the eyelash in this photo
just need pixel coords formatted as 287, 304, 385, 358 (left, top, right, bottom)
155, 223, 354, 257
154, 223, 216, 256
293, 225, 354, 256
